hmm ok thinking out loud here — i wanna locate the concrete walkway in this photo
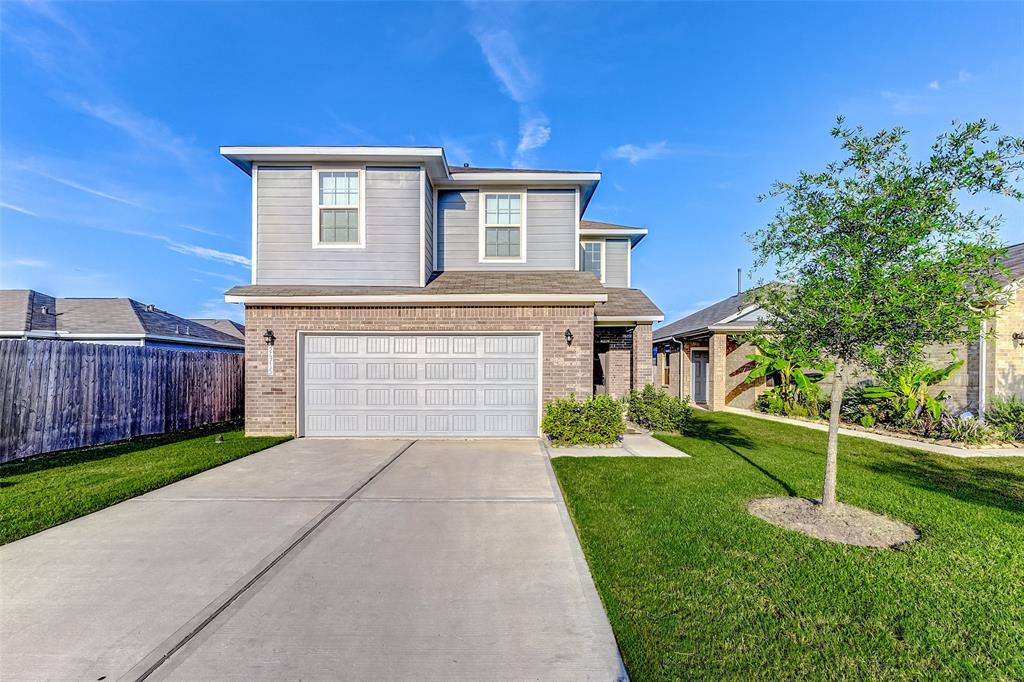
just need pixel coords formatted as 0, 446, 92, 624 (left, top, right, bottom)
724, 407, 1024, 458
0, 439, 625, 682
546, 432, 688, 458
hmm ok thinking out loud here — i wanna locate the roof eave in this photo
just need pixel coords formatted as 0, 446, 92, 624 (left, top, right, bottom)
219, 146, 453, 182
225, 293, 608, 306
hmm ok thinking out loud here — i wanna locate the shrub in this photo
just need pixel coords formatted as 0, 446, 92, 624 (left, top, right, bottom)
858, 414, 876, 429
941, 414, 994, 445
542, 393, 625, 446
985, 395, 1024, 442
756, 387, 786, 415
627, 384, 694, 432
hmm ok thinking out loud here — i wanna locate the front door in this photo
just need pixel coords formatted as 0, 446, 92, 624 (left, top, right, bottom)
691, 350, 709, 403
593, 343, 610, 395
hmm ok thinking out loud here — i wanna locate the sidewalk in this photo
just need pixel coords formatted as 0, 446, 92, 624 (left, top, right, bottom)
724, 408, 1024, 458
545, 432, 688, 458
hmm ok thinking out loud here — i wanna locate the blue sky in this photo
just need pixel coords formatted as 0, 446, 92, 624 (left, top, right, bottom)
2, 1, 1022, 324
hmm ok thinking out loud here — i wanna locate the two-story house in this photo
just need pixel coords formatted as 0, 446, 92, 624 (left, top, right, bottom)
222, 146, 662, 438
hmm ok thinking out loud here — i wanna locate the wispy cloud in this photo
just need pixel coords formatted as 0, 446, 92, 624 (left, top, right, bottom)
164, 241, 251, 267
190, 268, 247, 283
0, 201, 38, 216
4, 258, 50, 268
608, 141, 673, 165
60, 97, 196, 164
180, 224, 228, 238
191, 298, 244, 323
469, 22, 550, 168
440, 135, 473, 165
928, 80, 941, 91
22, 165, 146, 207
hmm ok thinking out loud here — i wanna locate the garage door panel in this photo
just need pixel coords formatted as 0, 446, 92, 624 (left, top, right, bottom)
301, 334, 540, 437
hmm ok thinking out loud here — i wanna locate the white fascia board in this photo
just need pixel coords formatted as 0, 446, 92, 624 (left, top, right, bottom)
706, 323, 761, 333
715, 304, 761, 326
220, 146, 451, 181
225, 293, 608, 306
440, 171, 601, 184
595, 315, 664, 323
49, 331, 244, 349
579, 228, 648, 237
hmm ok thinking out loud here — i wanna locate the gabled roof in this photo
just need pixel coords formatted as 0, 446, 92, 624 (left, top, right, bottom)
190, 318, 246, 340
0, 290, 244, 348
999, 242, 1024, 284
653, 290, 761, 342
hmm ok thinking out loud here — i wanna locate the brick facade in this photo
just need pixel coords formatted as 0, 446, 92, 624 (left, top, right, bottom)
631, 323, 653, 390
244, 305, 594, 435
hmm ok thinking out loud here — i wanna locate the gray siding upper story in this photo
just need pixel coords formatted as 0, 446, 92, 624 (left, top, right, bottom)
256, 165, 420, 286
604, 238, 630, 288
436, 189, 576, 271
423, 174, 434, 278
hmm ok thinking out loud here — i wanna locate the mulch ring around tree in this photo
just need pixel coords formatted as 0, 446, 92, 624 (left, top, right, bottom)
748, 497, 920, 548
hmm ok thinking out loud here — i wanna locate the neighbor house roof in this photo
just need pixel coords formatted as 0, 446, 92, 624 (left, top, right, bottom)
190, 318, 246, 340
595, 288, 663, 322
999, 242, 1024, 284
653, 290, 762, 342
0, 290, 244, 348
226, 271, 608, 305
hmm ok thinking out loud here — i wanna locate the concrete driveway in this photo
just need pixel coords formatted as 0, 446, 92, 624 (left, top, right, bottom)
0, 439, 625, 681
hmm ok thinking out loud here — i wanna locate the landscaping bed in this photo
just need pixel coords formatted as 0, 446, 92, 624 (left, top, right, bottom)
0, 425, 290, 545
551, 410, 1024, 680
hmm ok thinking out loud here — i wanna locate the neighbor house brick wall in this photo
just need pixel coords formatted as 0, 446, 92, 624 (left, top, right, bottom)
724, 336, 766, 409
244, 305, 593, 435
596, 326, 633, 399
989, 293, 1024, 400
632, 324, 653, 390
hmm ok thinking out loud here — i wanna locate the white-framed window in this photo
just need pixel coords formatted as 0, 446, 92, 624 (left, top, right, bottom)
581, 239, 605, 283
479, 191, 526, 262
312, 168, 365, 248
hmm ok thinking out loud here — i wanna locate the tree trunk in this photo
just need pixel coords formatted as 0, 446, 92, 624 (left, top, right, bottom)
822, 365, 845, 507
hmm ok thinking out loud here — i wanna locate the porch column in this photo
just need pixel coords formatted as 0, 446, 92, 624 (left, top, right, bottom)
632, 324, 653, 390
679, 342, 692, 400
708, 332, 727, 410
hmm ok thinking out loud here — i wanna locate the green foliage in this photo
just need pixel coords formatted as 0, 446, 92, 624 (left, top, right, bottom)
744, 334, 831, 411
941, 415, 995, 445
985, 395, 1024, 442
542, 393, 626, 446
859, 414, 876, 429
749, 119, 1022, 374
756, 387, 786, 415
862, 356, 964, 423
627, 384, 695, 432
755, 383, 828, 419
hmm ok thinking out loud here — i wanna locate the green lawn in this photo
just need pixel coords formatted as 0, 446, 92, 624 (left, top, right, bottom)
0, 426, 290, 545
552, 411, 1024, 681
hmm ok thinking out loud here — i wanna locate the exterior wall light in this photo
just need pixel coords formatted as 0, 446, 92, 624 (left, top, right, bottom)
564, 329, 574, 346
263, 329, 276, 377
263, 329, 276, 346
1013, 331, 1024, 347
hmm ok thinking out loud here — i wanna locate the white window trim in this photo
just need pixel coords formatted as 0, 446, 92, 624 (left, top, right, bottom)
478, 190, 527, 263
580, 239, 606, 283
311, 166, 366, 249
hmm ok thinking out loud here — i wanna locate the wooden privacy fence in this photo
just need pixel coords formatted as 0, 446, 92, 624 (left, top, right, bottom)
0, 340, 244, 463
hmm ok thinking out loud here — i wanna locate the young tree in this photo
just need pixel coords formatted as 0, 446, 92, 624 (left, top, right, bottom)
749, 119, 1024, 507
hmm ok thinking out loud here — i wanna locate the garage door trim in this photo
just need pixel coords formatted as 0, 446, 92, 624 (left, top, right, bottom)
296, 330, 544, 437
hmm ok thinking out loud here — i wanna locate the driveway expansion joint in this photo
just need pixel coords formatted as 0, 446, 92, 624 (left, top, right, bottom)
121, 439, 417, 682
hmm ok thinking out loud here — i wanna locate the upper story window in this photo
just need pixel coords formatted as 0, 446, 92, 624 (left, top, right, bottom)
581, 240, 605, 282
313, 168, 364, 248
479, 192, 526, 262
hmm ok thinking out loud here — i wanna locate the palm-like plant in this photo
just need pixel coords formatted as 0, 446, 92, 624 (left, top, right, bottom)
744, 336, 832, 411
862, 355, 965, 422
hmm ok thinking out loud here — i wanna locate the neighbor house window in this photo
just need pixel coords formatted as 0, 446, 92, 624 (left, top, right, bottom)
582, 240, 604, 282
314, 169, 363, 247
480, 192, 525, 260
662, 351, 671, 386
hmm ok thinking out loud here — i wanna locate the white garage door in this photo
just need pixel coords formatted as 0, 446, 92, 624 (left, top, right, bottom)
301, 334, 540, 437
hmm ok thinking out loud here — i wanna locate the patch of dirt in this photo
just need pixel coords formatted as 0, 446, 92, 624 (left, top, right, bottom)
748, 497, 919, 548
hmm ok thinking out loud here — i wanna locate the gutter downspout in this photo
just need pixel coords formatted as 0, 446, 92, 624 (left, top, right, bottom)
672, 336, 686, 400
978, 319, 987, 421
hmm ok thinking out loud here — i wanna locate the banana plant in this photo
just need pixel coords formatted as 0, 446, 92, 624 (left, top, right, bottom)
744, 336, 832, 411
862, 355, 965, 422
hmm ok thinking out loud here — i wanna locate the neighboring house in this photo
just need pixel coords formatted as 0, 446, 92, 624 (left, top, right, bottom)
652, 290, 770, 410
0, 290, 245, 352
190, 318, 246, 341
653, 242, 1024, 415
221, 146, 662, 438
